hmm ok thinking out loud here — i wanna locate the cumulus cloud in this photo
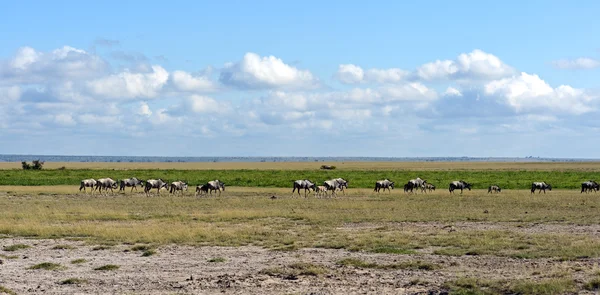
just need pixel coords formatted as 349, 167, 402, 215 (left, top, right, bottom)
335, 64, 408, 84
443, 87, 463, 97
186, 95, 225, 114
484, 72, 594, 114
416, 49, 513, 81
219, 52, 318, 89
86, 65, 169, 99
0, 86, 22, 103
552, 58, 600, 70
335, 64, 364, 84
136, 101, 152, 116
171, 70, 217, 92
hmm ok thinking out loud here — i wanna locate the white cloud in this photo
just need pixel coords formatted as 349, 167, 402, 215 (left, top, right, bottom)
380, 83, 438, 102
444, 87, 463, 97
552, 58, 600, 70
336, 64, 364, 84
171, 70, 216, 92
416, 49, 513, 80
87, 65, 169, 99
186, 95, 225, 114
219, 52, 318, 89
484, 72, 594, 114
0, 86, 22, 103
10, 47, 40, 70
54, 114, 76, 126
136, 101, 152, 116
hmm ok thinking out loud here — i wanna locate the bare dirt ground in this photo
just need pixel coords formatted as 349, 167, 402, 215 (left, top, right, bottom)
2, 222, 600, 295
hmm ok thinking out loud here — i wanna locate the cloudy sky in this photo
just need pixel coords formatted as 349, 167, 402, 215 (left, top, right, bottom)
1, 0, 599, 157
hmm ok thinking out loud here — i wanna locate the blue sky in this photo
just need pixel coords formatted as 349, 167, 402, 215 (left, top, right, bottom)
1, 0, 600, 157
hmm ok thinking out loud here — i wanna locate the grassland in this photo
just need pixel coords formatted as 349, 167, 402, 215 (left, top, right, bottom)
2, 167, 600, 189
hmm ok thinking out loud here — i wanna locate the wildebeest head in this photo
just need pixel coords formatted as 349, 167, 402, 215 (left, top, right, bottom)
464, 182, 472, 190
390, 182, 395, 189
547, 184, 552, 191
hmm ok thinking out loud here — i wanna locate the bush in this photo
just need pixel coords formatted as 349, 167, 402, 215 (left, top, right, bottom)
320, 165, 336, 170
21, 160, 44, 170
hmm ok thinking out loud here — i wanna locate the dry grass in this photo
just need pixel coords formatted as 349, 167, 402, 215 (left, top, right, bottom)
2, 161, 600, 171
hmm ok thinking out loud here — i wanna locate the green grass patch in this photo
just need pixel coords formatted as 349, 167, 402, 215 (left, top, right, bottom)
3, 244, 30, 251
59, 278, 87, 285
52, 244, 74, 250
28, 262, 64, 270
0, 285, 17, 295
92, 246, 111, 251
141, 250, 156, 257
443, 277, 577, 295
0, 254, 18, 259
584, 277, 600, 291
208, 257, 226, 263
94, 264, 119, 271
70, 258, 87, 264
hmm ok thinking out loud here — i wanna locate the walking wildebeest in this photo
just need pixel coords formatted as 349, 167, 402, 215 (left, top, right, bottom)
449, 180, 472, 194
315, 185, 328, 198
95, 178, 118, 195
531, 182, 552, 194
119, 177, 144, 193
206, 180, 225, 195
292, 179, 316, 197
374, 179, 394, 193
144, 179, 168, 196
424, 183, 436, 192
324, 178, 348, 197
169, 181, 188, 195
408, 177, 427, 193
195, 184, 209, 196
488, 185, 501, 193
79, 179, 97, 194
581, 181, 599, 193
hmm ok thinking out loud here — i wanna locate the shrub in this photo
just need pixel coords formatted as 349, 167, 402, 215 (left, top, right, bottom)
21, 160, 44, 170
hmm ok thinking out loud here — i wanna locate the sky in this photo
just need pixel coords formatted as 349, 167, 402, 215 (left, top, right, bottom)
1, 0, 600, 157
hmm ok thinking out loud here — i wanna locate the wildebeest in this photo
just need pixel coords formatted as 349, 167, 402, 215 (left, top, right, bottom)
195, 184, 209, 196
404, 182, 413, 193
95, 178, 118, 195
488, 185, 501, 193
324, 178, 348, 197
169, 181, 188, 195
449, 180, 472, 194
292, 179, 316, 197
374, 179, 394, 193
408, 177, 427, 193
79, 179, 97, 194
581, 180, 599, 193
315, 185, 328, 198
531, 182, 552, 194
119, 177, 144, 193
206, 180, 225, 195
144, 179, 168, 196
424, 183, 436, 192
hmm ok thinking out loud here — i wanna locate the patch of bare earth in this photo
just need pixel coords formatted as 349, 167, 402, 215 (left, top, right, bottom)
1, 221, 600, 294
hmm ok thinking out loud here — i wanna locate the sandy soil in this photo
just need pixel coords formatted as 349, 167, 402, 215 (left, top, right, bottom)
1, 234, 600, 295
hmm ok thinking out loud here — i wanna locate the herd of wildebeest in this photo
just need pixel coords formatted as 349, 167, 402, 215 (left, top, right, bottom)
77, 176, 600, 197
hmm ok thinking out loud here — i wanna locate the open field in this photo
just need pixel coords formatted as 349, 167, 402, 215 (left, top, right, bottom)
3, 162, 600, 293
3, 161, 600, 171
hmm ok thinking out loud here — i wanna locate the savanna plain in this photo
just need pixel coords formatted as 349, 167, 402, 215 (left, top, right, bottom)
2, 161, 600, 294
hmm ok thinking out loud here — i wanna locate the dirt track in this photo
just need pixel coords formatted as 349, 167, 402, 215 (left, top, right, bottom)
1, 236, 600, 295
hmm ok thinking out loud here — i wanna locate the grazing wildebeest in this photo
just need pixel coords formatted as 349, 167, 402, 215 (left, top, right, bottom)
144, 179, 168, 196
531, 182, 552, 194
206, 180, 225, 195
424, 183, 436, 192
292, 179, 316, 197
408, 177, 427, 193
374, 179, 394, 193
170, 181, 188, 195
195, 184, 209, 196
315, 185, 328, 198
581, 181, 599, 193
119, 177, 144, 193
488, 185, 501, 193
94, 178, 118, 195
79, 179, 97, 194
449, 180, 472, 194
324, 178, 348, 197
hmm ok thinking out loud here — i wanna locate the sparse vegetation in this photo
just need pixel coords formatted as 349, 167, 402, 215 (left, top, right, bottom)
28, 262, 64, 270
92, 246, 111, 251
584, 277, 600, 291
130, 245, 152, 251
52, 244, 74, 250
3, 244, 30, 251
141, 250, 156, 257
443, 277, 577, 295
0, 254, 19, 259
70, 259, 87, 264
260, 262, 328, 278
208, 257, 226, 263
94, 264, 119, 271
59, 278, 87, 285
0, 285, 17, 295
337, 258, 439, 270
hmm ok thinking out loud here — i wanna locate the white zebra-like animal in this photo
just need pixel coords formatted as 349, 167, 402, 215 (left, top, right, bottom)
79, 179, 97, 194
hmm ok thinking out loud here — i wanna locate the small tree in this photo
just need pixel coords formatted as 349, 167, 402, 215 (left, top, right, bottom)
22, 160, 44, 170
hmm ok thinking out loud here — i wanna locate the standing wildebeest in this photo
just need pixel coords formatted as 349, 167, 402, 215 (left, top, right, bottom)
94, 178, 118, 195
374, 179, 394, 193
424, 183, 436, 192
449, 180, 472, 194
324, 178, 348, 197
581, 181, 599, 193
206, 180, 225, 195
119, 178, 144, 193
315, 185, 328, 198
170, 181, 188, 195
531, 182, 552, 194
292, 179, 316, 197
79, 179, 97, 194
408, 177, 427, 193
334, 178, 349, 194
195, 184, 209, 196
488, 185, 501, 193
144, 179, 168, 196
